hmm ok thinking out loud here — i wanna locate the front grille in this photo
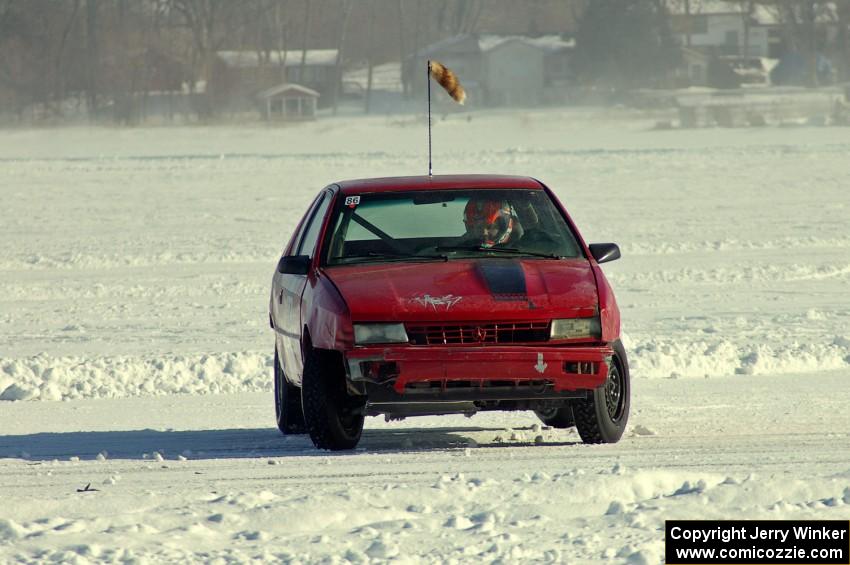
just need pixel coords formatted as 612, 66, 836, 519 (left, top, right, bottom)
406, 321, 550, 346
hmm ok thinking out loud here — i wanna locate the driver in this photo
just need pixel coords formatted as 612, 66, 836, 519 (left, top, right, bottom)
463, 198, 523, 248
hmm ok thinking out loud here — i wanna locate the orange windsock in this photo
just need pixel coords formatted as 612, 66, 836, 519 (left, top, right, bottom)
428, 60, 466, 105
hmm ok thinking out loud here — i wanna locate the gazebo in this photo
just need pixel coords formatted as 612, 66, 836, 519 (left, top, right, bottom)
257, 83, 320, 120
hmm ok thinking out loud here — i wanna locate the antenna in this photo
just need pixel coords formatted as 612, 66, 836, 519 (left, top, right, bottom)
427, 60, 433, 177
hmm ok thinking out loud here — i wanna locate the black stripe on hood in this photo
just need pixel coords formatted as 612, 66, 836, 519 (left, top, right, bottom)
476, 260, 528, 301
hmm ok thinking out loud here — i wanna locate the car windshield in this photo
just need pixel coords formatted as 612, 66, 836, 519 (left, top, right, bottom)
324, 189, 582, 266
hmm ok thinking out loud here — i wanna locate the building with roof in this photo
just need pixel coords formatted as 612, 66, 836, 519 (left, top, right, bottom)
670, 1, 778, 58
405, 34, 575, 107
669, 0, 842, 59
668, 1, 846, 87
213, 49, 339, 112
257, 83, 320, 120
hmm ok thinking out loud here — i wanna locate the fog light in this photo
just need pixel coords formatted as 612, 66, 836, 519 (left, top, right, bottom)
564, 362, 598, 375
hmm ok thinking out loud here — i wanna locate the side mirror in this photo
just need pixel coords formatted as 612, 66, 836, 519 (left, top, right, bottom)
588, 243, 621, 264
277, 255, 311, 275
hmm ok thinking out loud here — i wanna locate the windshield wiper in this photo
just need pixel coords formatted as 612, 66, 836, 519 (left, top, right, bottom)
334, 251, 448, 264
434, 245, 561, 259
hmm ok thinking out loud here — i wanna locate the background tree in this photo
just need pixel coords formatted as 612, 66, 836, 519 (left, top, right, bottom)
170, 0, 240, 117
836, 0, 850, 81
762, 1, 838, 86
0, 1, 84, 119
573, 0, 680, 90
0, 0, 588, 124
331, 0, 351, 114
436, 0, 482, 35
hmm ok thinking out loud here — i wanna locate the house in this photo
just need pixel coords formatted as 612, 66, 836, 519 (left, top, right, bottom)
671, 3, 766, 58
669, 1, 784, 58
668, 1, 789, 87
340, 62, 417, 113
257, 83, 319, 120
669, 0, 843, 59
668, 1, 846, 87
405, 34, 575, 107
214, 49, 339, 111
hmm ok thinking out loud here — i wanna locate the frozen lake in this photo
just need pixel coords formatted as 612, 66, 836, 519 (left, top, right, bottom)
1, 109, 849, 562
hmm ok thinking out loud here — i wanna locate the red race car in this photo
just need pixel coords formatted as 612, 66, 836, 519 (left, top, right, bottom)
270, 175, 629, 450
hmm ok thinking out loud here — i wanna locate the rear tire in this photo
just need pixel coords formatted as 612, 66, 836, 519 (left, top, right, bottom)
301, 346, 365, 450
534, 405, 575, 428
573, 340, 630, 444
274, 348, 306, 435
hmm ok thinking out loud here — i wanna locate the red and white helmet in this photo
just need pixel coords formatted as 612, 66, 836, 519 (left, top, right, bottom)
463, 199, 517, 248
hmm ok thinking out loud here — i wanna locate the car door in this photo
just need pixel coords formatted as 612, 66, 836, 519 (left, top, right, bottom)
274, 190, 332, 386
272, 194, 318, 340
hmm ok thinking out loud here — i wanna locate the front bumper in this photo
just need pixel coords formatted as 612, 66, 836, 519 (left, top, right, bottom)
345, 344, 613, 395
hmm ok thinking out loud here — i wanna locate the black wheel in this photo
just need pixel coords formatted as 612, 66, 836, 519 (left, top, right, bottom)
301, 346, 365, 451
274, 348, 306, 435
534, 405, 575, 428
572, 340, 630, 444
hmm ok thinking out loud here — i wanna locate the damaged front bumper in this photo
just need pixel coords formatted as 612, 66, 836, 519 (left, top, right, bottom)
345, 344, 614, 399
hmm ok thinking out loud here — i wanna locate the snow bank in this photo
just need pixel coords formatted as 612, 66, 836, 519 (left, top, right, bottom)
628, 335, 850, 379
2, 337, 848, 402
0, 352, 272, 402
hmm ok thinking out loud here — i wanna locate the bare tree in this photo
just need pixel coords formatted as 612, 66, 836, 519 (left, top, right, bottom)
298, 0, 310, 82
238, 0, 291, 83
170, 0, 232, 117
437, 0, 482, 35
406, 0, 422, 98
0, 1, 84, 119
274, 0, 290, 82
84, 0, 100, 117
53, 0, 80, 114
837, 0, 850, 81
762, 0, 835, 86
0, 2, 42, 116
742, 0, 755, 59
397, 0, 405, 73
364, 0, 376, 113
332, 0, 351, 114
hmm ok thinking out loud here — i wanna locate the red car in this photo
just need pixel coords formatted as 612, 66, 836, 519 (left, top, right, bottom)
270, 175, 629, 450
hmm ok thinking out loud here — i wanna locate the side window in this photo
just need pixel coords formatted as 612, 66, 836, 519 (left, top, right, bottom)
296, 192, 332, 257
286, 194, 322, 257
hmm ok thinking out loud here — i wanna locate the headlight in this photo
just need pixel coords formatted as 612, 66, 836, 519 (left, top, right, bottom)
550, 317, 601, 340
354, 323, 409, 345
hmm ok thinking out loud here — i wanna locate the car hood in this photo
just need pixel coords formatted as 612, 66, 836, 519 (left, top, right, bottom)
326, 259, 598, 322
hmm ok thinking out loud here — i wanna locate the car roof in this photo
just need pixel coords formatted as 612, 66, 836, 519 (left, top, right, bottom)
332, 175, 544, 195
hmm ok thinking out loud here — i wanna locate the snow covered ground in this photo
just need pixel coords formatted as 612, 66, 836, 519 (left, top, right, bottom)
1, 108, 849, 563
2, 377, 849, 564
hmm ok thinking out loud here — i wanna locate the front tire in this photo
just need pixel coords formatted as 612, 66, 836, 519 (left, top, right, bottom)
274, 348, 306, 435
301, 346, 365, 450
572, 340, 630, 444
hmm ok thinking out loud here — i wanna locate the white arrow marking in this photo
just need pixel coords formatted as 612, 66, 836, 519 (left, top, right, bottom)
534, 353, 548, 374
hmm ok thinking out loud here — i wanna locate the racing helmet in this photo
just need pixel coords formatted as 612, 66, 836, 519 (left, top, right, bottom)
463, 198, 518, 248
